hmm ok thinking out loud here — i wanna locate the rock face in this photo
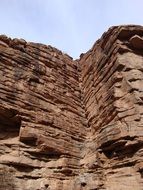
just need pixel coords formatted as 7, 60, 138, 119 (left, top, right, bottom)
0, 25, 143, 190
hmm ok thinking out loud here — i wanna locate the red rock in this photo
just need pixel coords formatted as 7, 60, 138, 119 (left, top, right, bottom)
0, 25, 143, 189
130, 34, 143, 49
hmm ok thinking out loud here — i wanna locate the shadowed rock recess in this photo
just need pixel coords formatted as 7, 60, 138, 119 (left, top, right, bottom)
0, 25, 143, 190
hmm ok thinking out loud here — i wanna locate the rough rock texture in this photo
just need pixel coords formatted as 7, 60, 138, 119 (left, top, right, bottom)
0, 25, 143, 190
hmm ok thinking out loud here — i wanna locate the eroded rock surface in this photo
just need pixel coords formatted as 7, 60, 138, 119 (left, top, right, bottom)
0, 25, 143, 190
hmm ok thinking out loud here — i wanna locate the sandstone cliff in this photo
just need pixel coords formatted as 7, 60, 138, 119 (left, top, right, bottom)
0, 25, 143, 190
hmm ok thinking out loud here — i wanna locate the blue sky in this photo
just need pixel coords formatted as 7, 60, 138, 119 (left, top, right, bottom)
0, 0, 143, 58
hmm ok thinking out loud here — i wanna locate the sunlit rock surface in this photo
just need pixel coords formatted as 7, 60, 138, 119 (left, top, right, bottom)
0, 25, 143, 190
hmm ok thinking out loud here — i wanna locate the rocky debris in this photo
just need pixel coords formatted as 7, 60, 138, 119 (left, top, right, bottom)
0, 25, 143, 189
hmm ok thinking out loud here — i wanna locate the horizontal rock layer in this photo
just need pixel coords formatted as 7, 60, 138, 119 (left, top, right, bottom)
0, 25, 143, 190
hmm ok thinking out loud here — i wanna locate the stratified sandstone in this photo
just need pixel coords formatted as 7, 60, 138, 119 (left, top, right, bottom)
0, 25, 143, 190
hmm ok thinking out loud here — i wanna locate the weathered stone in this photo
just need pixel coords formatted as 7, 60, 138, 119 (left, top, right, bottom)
0, 25, 143, 189
130, 34, 143, 49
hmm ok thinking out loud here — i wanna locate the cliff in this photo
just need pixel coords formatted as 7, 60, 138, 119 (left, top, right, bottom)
0, 25, 143, 190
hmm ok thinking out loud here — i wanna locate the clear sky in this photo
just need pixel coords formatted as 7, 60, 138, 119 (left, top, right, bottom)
0, 0, 143, 58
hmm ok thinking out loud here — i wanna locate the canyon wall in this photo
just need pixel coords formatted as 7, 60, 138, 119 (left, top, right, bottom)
79, 25, 143, 190
0, 25, 143, 190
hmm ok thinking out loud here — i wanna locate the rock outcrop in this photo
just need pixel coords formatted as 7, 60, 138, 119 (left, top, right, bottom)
0, 25, 143, 190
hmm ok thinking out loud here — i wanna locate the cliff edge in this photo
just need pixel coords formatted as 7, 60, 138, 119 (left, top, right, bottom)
0, 25, 143, 190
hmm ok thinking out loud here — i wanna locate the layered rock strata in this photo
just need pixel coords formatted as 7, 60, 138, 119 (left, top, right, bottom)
0, 25, 143, 190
